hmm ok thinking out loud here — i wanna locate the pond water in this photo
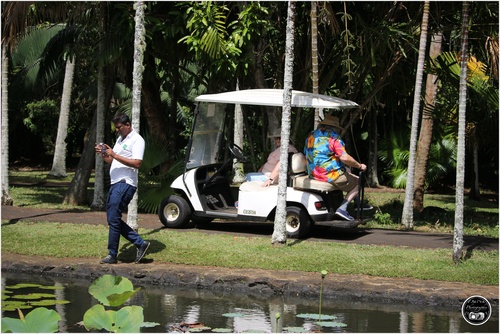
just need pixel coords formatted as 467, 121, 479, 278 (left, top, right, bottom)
1, 272, 498, 333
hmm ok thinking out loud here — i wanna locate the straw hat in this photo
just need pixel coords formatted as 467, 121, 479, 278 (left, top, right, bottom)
268, 128, 282, 138
319, 115, 344, 131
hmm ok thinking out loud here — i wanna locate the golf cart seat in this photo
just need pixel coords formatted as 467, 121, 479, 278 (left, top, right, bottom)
290, 153, 340, 193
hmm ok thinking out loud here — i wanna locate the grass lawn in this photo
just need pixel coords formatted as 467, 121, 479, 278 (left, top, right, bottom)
2, 169, 499, 286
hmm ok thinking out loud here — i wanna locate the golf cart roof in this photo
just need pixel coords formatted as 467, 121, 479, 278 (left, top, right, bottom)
195, 89, 358, 109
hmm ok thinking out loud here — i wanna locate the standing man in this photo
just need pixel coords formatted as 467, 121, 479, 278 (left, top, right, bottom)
304, 115, 369, 221
95, 112, 150, 264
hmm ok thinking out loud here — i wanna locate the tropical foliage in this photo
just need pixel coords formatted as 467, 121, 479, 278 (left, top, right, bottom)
2, 1, 498, 213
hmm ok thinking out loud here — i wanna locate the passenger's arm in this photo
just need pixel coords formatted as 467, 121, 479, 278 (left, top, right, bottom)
339, 153, 366, 171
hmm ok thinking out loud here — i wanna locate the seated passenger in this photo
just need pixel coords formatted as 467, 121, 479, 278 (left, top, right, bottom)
246, 128, 298, 186
304, 116, 368, 221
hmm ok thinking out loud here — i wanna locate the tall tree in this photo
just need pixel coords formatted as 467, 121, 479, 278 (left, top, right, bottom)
232, 80, 245, 184
413, 32, 443, 212
310, 1, 321, 129
49, 56, 75, 177
453, 1, 470, 264
401, 1, 430, 229
127, 0, 147, 230
91, 2, 109, 210
1, 44, 13, 205
271, 1, 296, 245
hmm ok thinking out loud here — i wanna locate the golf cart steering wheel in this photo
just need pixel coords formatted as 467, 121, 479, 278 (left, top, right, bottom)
228, 143, 247, 162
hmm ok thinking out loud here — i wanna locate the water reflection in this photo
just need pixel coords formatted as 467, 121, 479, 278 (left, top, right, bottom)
1, 272, 498, 333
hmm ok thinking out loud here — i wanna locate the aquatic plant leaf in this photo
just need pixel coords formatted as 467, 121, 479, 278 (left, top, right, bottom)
222, 312, 245, 317
39, 285, 65, 290
283, 327, 310, 333
141, 321, 160, 328
12, 293, 56, 300
31, 299, 70, 306
315, 321, 347, 327
189, 327, 212, 332
296, 313, 336, 320
88, 275, 138, 306
83, 304, 158, 332
1, 307, 61, 333
6, 283, 42, 289
114, 305, 144, 332
212, 328, 234, 333
83, 304, 114, 331
1, 300, 32, 311
107, 289, 141, 307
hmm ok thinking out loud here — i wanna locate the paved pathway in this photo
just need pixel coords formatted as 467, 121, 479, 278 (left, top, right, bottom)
1, 205, 498, 251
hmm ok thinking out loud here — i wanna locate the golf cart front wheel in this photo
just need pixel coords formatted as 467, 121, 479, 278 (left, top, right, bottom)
285, 206, 311, 239
158, 195, 191, 228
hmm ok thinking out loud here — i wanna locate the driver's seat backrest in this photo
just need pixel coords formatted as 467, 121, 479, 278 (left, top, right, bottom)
290, 152, 307, 174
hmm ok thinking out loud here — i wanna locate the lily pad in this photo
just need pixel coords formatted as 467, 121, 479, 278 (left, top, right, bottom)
315, 321, 347, 327
1, 307, 61, 333
296, 313, 336, 320
88, 275, 139, 306
189, 327, 212, 332
283, 327, 310, 333
212, 328, 234, 333
1, 300, 32, 311
6, 283, 42, 289
12, 293, 56, 300
31, 299, 70, 306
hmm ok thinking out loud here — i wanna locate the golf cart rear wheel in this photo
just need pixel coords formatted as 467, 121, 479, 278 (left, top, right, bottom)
158, 195, 191, 228
285, 206, 311, 239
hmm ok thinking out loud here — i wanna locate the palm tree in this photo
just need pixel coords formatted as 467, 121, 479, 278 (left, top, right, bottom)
310, 1, 321, 129
271, 0, 296, 245
1, 44, 13, 206
127, 1, 147, 230
91, 2, 109, 210
232, 80, 245, 184
453, 1, 470, 264
401, 1, 430, 229
49, 56, 75, 178
413, 32, 443, 212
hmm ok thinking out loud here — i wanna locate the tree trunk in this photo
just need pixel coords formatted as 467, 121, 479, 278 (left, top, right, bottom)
310, 1, 321, 128
63, 112, 96, 205
272, 0, 296, 245
127, 0, 147, 230
91, 4, 108, 211
368, 108, 380, 187
453, 1, 469, 264
49, 57, 75, 178
1, 44, 13, 206
232, 80, 246, 184
468, 131, 481, 200
413, 32, 443, 212
401, 1, 429, 229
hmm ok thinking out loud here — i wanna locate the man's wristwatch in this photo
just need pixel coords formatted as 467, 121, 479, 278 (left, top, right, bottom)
269, 178, 274, 183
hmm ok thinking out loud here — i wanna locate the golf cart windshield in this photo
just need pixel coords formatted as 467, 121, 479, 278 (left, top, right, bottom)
186, 102, 226, 169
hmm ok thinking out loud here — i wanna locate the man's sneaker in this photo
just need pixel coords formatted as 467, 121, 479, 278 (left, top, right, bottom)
135, 241, 150, 263
100, 255, 117, 264
335, 208, 354, 221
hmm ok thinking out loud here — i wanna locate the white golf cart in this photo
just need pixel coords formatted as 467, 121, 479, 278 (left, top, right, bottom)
158, 89, 371, 239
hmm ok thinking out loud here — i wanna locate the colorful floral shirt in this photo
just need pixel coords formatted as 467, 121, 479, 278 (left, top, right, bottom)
304, 128, 346, 182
